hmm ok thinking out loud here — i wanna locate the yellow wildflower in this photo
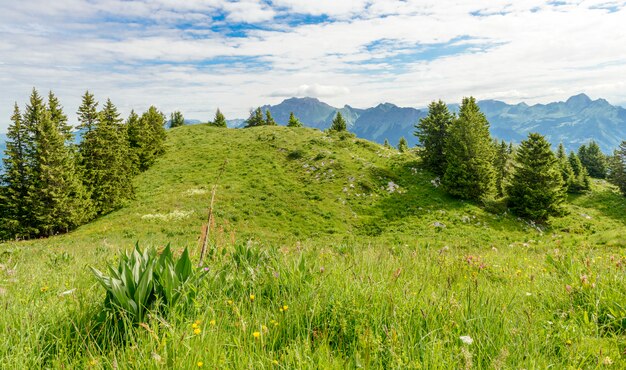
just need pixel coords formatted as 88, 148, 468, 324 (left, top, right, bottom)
40, 286, 49, 293
250, 294, 255, 301
283, 305, 289, 311
194, 328, 201, 335
253, 331, 261, 339
197, 361, 203, 367
210, 320, 216, 326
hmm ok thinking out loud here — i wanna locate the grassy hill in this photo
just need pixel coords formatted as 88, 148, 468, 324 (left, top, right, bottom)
1, 125, 626, 368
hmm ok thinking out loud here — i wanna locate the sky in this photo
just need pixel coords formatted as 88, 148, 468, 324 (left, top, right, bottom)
1, 0, 626, 132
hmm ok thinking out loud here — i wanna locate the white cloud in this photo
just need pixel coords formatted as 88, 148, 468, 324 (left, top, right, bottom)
0, 0, 626, 131
270, 84, 350, 98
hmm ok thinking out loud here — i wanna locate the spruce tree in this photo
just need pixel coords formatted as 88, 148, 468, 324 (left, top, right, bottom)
608, 141, 626, 195
47, 91, 72, 142
383, 139, 391, 148
0, 103, 32, 237
442, 97, 495, 200
125, 110, 141, 175
578, 141, 606, 178
211, 108, 227, 127
265, 110, 277, 126
556, 143, 575, 192
415, 100, 453, 175
76, 90, 99, 136
30, 93, 92, 235
84, 99, 134, 214
128, 106, 167, 172
568, 151, 591, 192
329, 112, 347, 132
506, 133, 565, 222
170, 111, 184, 128
245, 107, 264, 128
494, 140, 513, 197
398, 137, 408, 153
287, 112, 302, 127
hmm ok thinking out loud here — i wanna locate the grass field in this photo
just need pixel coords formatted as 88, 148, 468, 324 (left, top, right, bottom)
1, 125, 626, 368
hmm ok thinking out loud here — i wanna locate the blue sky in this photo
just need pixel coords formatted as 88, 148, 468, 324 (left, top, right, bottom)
1, 0, 625, 131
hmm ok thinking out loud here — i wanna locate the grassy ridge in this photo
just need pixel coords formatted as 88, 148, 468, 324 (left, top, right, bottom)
1, 125, 625, 368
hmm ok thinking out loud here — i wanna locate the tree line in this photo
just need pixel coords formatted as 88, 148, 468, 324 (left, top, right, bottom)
413, 97, 626, 222
0, 89, 166, 240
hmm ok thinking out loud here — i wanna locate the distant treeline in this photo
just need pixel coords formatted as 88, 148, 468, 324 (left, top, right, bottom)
415, 97, 626, 221
0, 89, 166, 240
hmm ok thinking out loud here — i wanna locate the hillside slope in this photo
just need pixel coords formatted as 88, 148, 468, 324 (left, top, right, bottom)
1, 125, 626, 368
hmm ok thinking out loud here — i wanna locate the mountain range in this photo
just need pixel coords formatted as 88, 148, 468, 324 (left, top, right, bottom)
254, 94, 626, 153
1, 94, 625, 169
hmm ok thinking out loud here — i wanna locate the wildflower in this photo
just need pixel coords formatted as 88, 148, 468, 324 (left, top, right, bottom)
526, 292, 532, 296
272, 360, 279, 365
227, 299, 233, 305
262, 325, 268, 333
602, 356, 613, 365
253, 331, 261, 339
40, 286, 49, 293
250, 294, 255, 301
565, 285, 572, 293
194, 328, 201, 335
283, 305, 289, 311
192, 323, 199, 329
210, 320, 216, 326
459, 335, 473, 345
197, 361, 204, 367
565, 339, 572, 345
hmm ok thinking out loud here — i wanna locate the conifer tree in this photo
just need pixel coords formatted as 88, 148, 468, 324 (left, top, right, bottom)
245, 107, 264, 128
47, 91, 72, 142
568, 151, 591, 192
83, 99, 134, 214
128, 106, 167, 172
265, 110, 277, 126
125, 110, 141, 175
494, 140, 513, 197
76, 90, 99, 136
506, 133, 565, 222
398, 137, 408, 153
287, 112, 302, 127
0, 103, 32, 237
211, 108, 227, 127
578, 141, 606, 178
442, 97, 495, 200
415, 100, 453, 175
30, 93, 92, 235
170, 111, 184, 128
608, 142, 626, 196
329, 112, 347, 132
383, 139, 391, 148
556, 143, 575, 192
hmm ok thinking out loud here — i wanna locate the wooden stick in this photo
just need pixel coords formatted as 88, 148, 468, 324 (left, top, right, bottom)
198, 160, 227, 266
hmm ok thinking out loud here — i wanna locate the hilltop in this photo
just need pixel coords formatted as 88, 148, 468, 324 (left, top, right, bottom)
1, 125, 626, 368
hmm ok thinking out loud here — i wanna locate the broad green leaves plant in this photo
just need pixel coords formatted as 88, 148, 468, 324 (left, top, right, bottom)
91, 243, 200, 323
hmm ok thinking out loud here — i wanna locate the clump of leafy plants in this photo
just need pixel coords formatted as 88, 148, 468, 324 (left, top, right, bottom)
91, 243, 202, 323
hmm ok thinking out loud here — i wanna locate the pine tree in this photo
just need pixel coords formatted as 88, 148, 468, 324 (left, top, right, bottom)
494, 140, 513, 197
47, 91, 72, 142
83, 99, 134, 214
128, 106, 167, 172
568, 151, 591, 192
211, 108, 227, 127
415, 100, 454, 175
287, 112, 302, 127
556, 143, 575, 192
76, 90, 99, 136
265, 110, 277, 126
398, 137, 408, 153
608, 141, 626, 195
170, 111, 184, 128
442, 97, 495, 200
0, 103, 32, 237
506, 133, 565, 222
329, 112, 347, 132
245, 107, 264, 128
30, 93, 92, 235
578, 141, 606, 178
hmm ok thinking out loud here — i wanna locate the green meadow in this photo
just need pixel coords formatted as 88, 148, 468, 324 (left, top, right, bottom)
1, 125, 626, 368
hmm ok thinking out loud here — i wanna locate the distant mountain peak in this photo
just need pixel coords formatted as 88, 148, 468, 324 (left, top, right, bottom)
566, 93, 592, 106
